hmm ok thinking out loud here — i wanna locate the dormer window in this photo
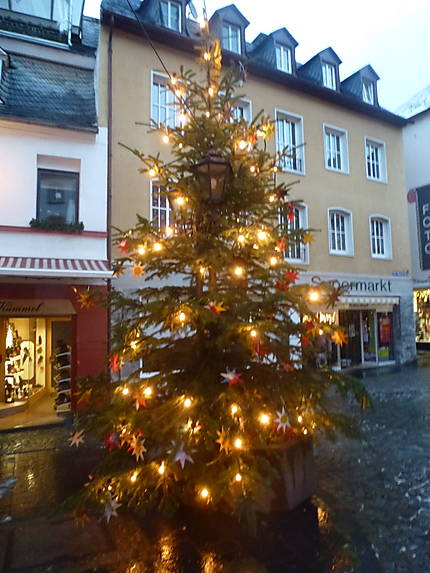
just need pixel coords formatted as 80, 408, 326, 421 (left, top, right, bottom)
160, 0, 181, 32
222, 22, 241, 54
275, 45, 292, 73
362, 79, 375, 104
322, 62, 336, 89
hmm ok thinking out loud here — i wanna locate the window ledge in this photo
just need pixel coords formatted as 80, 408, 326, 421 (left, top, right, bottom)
29, 218, 84, 234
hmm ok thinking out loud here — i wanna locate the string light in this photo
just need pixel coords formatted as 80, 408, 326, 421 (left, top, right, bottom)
175, 196, 186, 207
250, 165, 256, 173
178, 311, 187, 323
237, 234, 246, 245
148, 168, 157, 178
199, 266, 207, 276
270, 256, 278, 266
257, 230, 267, 241
250, 329, 258, 338
208, 87, 215, 97
130, 471, 138, 483
273, 166, 278, 172
234, 438, 243, 449
165, 226, 174, 237
137, 244, 146, 255
200, 487, 209, 499
203, 51, 210, 61
122, 387, 129, 396
162, 134, 169, 144
268, 194, 276, 203
183, 397, 192, 408
303, 428, 308, 435
309, 290, 320, 302
256, 129, 264, 137
170, 76, 177, 85
297, 415, 303, 424
259, 413, 270, 425
153, 242, 163, 252
205, 111, 210, 118
318, 329, 324, 336
158, 462, 166, 475
175, 88, 182, 98
143, 386, 153, 398
238, 140, 248, 151
233, 265, 245, 277
235, 473, 242, 482
231, 404, 239, 415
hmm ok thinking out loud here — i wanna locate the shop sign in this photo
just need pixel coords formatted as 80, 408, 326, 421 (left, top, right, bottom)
0, 299, 76, 316
311, 276, 392, 293
416, 184, 430, 271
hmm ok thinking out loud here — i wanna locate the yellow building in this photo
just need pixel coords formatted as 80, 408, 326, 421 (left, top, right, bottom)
99, 0, 415, 370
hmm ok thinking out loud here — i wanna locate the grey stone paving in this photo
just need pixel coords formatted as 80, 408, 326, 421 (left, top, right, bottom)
316, 354, 430, 573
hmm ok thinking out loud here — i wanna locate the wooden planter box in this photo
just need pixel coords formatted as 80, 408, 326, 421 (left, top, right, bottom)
260, 437, 317, 512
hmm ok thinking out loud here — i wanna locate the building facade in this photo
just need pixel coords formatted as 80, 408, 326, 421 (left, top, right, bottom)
0, 1, 110, 419
99, 0, 415, 370
399, 86, 430, 347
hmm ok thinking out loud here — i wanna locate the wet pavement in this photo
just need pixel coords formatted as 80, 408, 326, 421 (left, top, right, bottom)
0, 356, 429, 572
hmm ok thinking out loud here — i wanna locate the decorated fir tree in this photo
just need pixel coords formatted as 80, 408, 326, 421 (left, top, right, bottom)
71, 31, 367, 525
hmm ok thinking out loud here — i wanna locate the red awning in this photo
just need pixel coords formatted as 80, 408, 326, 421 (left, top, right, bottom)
0, 257, 112, 279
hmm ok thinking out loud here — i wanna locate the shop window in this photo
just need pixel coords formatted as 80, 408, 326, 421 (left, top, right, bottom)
36, 169, 79, 225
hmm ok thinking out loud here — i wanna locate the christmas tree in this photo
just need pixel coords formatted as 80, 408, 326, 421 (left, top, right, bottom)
71, 30, 367, 525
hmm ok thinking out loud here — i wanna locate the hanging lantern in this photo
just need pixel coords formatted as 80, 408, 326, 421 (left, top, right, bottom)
192, 149, 231, 203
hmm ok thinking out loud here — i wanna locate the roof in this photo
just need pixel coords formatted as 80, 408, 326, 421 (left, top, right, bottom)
100, 0, 407, 127
0, 53, 97, 131
396, 84, 430, 119
0, 257, 112, 279
81, 16, 100, 51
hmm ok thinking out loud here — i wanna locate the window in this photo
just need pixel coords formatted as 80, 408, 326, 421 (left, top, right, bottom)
160, 0, 181, 31
324, 125, 348, 173
362, 80, 375, 104
328, 209, 353, 256
275, 45, 292, 73
37, 169, 79, 225
322, 62, 336, 89
275, 110, 304, 174
151, 73, 178, 128
232, 98, 252, 122
370, 216, 391, 259
281, 204, 309, 264
365, 138, 387, 182
151, 183, 174, 231
222, 22, 241, 54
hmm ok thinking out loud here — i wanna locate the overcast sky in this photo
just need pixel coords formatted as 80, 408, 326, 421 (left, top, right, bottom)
84, 0, 430, 113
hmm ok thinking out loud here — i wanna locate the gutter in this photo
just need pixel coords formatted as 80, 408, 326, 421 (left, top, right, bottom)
106, 15, 114, 359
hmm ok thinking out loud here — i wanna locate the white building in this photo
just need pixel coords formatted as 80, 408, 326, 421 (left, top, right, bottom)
0, 1, 110, 422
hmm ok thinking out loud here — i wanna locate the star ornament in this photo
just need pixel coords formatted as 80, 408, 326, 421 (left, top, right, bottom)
129, 435, 146, 461
207, 301, 226, 315
132, 264, 144, 277
118, 240, 129, 254
220, 368, 244, 386
76, 290, 93, 309
104, 493, 121, 523
173, 443, 194, 469
68, 429, 85, 448
275, 407, 291, 432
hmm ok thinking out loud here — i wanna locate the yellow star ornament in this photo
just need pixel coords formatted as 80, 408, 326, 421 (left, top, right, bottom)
332, 329, 348, 346
302, 232, 314, 245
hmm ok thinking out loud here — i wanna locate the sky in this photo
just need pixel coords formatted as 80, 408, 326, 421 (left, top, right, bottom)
83, 0, 430, 114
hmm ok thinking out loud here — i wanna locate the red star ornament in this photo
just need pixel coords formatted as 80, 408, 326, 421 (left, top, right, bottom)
108, 353, 123, 372
118, 240, 129, 254
285, 269, 299, 283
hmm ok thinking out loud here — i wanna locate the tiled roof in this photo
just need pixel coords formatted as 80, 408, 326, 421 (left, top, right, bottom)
0, 53, 97, 131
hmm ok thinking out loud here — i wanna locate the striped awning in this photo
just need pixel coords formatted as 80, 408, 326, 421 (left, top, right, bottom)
0, 257, 112, 279
338, 295, 400, 308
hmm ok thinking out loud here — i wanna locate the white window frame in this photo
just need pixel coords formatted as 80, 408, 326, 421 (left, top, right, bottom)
323, 124, 349, 174
232, 97, 252, 123
222, 22, 241, 54
275, 109, 305, 175
160, 0, 181, 32
150, 181, 174, 232
275, 44, 292, 73
151, 71, 179, 128
327, 208, 354, 256
365, 137, 387, 183
322, 62, 336, 90
362, 79, 375, 104
369, 215, 392, 259
281, 203, 309, 265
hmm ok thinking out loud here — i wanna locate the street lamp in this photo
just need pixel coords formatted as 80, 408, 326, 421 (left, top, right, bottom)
193, 149, 231, 203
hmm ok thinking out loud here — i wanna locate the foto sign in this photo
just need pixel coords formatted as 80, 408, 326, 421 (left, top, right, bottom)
416, 184, 430, 270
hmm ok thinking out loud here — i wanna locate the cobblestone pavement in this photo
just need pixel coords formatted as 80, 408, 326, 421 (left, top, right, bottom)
316, 353, 430, 573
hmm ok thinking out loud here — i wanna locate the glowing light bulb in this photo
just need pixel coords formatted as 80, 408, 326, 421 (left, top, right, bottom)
318, 329, 324, 336
175, 196, 186, 207
184, 397, 192, 408
200, 487, 209, 499
199, 266, 207, 276
233, 265, 244, 277
200, 19, 208, 29
259, 413, 270, 425
256, 129, 264, 137
175, 89, 182, 98
122, 387, 129, 396
235, 473, 242, 482
205, 111, 210, 118
143, 386, 153, 398
178, 311, 186, 323
158, 462, 166, 475
107, 485, 112, 491
148, 168, 156, 178
250, 165, 256, 173
234, 438, 243, 449
153, 242, 163, 252
162, 134, 169, 144
231, 404, 239, 415
165, 226, 174, 237
170, 76, 177, 85
309, 290, 320, 303
297, 415, 303, 424
203, 52, 210, 61
237, 234, 246, 244
250, 329, 257, 338
257, 230, 267, 241
303, 428, 308, 435
208, 87, 215, 97
273, 166, 278, 172
130, 472, 138, 483
178, 143, 183, 149
270, 256, 278, 266
137, 244, 146, 256
238, 140, 248, 150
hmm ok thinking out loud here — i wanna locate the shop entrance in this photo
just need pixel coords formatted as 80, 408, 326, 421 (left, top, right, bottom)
0, 316, 72, 418
338, 309, 394, 368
